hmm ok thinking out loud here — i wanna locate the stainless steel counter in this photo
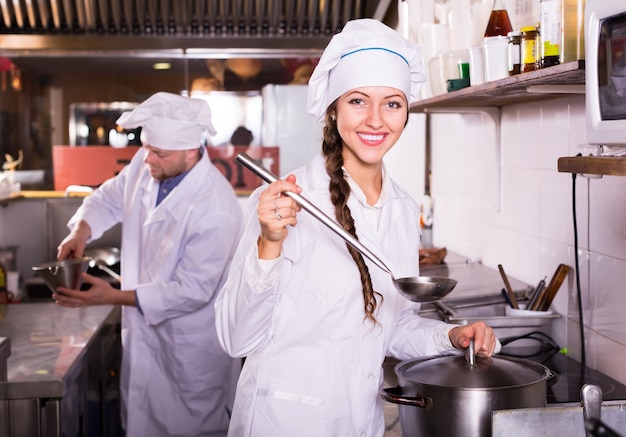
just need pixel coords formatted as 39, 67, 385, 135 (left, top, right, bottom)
420, 251, 531, 301
0, 303, 122, 436
0, 303, 118, 397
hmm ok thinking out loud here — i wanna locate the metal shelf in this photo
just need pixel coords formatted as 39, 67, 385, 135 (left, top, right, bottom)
410, 60, 585, 112
410, 60, 626, 178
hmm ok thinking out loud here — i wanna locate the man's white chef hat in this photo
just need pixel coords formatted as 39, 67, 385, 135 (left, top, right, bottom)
307, 18, 426, 122
116, 92, 216, 151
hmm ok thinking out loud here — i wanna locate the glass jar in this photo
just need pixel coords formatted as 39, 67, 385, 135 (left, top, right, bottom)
521, 25, 539, 73
508, 31, 522, 75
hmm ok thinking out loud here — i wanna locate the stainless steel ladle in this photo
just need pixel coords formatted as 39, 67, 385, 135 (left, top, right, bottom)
236, 153, 457, 303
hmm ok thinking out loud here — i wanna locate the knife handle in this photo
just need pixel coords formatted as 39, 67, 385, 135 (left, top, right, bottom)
532, 264, 571, 311
526, 276, 546, 310
498, 264, 519, 309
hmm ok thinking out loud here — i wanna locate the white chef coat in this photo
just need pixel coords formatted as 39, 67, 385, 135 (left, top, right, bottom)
69, 148, 244, 436
215, 154, 456, 437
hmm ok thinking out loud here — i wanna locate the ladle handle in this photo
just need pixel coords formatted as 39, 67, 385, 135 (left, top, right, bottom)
235, 153, 393, 276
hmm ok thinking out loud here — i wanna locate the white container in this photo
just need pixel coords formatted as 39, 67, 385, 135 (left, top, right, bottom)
7, 271, 21, 302
505, 304, 554, 317
482, 36, 510, 81
469, 45, 485, 85
428, 49, 469, 95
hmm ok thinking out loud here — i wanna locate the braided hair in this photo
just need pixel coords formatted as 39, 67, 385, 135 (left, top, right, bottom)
321, 102, 382, 326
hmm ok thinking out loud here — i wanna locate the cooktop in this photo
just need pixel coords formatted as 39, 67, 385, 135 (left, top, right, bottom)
500, 346, 626, 404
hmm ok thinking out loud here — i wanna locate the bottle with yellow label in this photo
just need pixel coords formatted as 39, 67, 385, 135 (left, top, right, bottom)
540, 0, 561, 67
521, 25, 539, 73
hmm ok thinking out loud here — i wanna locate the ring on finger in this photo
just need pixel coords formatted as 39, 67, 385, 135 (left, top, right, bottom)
274, 206, 282, 221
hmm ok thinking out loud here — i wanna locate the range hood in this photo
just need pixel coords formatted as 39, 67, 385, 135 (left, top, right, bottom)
0, 0, 395, 58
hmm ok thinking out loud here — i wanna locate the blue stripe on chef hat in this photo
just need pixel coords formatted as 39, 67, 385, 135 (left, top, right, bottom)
306, 18, 426, 123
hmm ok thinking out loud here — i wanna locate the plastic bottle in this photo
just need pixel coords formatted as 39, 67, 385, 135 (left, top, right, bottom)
484, 0, 513, 37
560, 0, 585, 63
540, 0, 561, 67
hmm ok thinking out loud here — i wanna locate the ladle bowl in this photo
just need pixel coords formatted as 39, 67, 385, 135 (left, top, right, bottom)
236, 153, 457, 303
395, 276, 458, 303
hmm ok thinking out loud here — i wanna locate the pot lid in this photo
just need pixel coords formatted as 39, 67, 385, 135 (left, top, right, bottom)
396, 354, 551, 389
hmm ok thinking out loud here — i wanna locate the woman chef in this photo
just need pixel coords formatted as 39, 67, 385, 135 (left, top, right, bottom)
215, 19, 500, 437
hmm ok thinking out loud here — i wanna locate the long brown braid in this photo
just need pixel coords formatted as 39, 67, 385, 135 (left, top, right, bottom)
321, 103, 382, 326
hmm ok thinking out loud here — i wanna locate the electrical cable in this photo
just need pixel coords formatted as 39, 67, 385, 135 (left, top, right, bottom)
572, 160, 586, 368
499, 330, 561, 352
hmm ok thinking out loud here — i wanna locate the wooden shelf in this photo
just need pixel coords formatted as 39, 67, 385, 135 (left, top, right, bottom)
558, 156, 626, 176
411, 60, 585, 112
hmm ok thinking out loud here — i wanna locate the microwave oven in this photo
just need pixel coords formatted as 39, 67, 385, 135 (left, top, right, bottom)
585, 0, 626, 147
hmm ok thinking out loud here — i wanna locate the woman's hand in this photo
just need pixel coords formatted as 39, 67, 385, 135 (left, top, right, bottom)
448, 321, 499, 357
257, 174, 302, 259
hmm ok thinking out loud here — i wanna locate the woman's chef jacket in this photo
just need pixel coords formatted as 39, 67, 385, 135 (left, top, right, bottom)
215, 154, 456, 437
69, 148, 243, 436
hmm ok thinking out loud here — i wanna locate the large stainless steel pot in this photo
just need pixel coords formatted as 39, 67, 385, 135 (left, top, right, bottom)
381, 342, 554, 437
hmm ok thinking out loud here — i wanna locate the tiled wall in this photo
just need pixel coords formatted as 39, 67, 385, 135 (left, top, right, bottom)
427, 95, 626, 384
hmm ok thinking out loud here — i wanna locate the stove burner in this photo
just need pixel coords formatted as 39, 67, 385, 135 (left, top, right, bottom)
501, 346, 626, 404
557, 373, 617, 397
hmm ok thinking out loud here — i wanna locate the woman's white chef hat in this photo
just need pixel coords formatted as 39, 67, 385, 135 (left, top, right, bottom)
116, 92, 216, 150
307, 18, 426, 122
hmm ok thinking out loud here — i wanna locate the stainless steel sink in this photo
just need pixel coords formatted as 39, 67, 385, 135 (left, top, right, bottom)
419, 294, 560, 346
492, 401, 626, 436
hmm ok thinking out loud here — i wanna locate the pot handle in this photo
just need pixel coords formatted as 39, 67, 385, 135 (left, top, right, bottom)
380, 386, 433, 410
547, 370, 559, 386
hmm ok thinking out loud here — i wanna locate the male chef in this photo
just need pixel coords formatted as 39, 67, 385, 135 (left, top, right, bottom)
55, 91, 244, 436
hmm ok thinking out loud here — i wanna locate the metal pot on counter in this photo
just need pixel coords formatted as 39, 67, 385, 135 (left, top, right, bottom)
381, 340, 555, 437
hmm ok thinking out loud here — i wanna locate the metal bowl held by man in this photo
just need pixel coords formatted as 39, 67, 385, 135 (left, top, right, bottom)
32, 257, 92, 292
381, 340, 554, 437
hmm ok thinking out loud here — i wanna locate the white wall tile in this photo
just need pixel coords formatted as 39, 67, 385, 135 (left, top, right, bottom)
539, 97, 571, 171
425, 94, 626, 385
596, 334, 626, 386
540, 168, 586, 245
590, 177, 626, 260
592, 254, 626, 345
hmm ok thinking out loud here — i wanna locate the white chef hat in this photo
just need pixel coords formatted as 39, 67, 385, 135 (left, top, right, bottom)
307, 18, 426, 122
116, 92, 216, 151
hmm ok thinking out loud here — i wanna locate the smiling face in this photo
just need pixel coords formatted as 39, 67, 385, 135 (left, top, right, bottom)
334, 86, 408, 174
142, 145, 199, 181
